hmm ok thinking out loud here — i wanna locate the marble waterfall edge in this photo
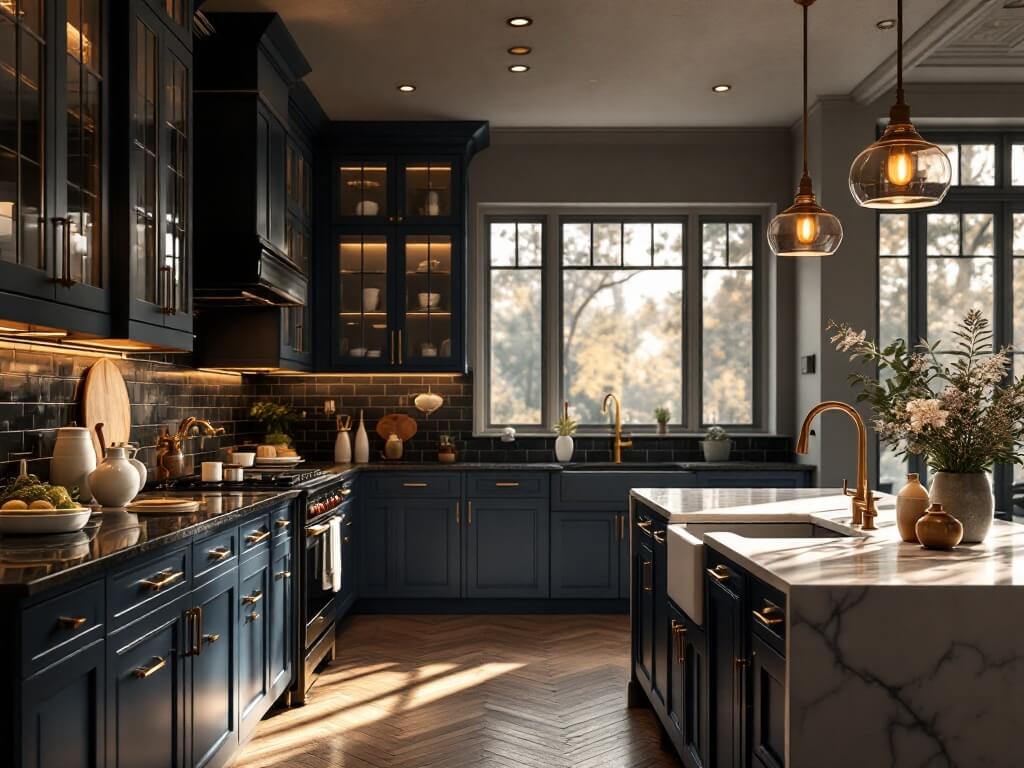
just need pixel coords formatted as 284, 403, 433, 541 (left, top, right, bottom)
787, 585, 1024, 767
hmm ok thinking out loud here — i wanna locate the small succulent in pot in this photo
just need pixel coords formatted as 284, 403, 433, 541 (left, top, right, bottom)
654, 407, 671, 435
701, 425, 732, 462
438, 434, 457, 464
553, 402, 577, 463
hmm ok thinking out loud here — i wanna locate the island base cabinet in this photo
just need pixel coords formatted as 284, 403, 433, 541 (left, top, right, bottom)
108, 599, 189, 768
239, 549, 271, 743
707, 570, 745, 768
667, 601, 710, 768
190, 568, 239, 768
635, 539, 655, 693
750, 633, 785, 768
21, 639, 106, 768
466, 498, 548, 598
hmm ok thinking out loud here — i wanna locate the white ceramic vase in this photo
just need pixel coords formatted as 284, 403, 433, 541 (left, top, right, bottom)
334, 430, 352, 464
928, 471, 994, 544
700, 439, 732, 462
120, 444, 148, 495
50, 426, 97, 502
554, 435, 574, 463
88, 446, 142, 508
354, 411, 369, 464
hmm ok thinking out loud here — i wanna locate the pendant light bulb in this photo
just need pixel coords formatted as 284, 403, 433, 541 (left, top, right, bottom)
848, 0, 951, 209
768, 0, 843, 258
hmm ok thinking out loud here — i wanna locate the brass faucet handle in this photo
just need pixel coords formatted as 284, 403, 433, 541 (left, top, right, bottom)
842, 478, 855, 498
620, 439, 633, 449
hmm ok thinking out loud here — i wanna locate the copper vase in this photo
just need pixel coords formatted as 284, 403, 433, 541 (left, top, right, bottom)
915, 503, 964, 550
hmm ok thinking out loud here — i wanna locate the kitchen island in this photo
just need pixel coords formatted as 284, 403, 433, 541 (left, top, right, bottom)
628, 487, 1024, 768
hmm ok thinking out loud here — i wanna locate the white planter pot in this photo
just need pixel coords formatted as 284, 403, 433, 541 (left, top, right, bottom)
554, 435, 574, 463
700, 440, 732, 463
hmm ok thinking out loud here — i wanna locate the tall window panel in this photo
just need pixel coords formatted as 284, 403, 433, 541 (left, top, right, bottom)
877, 213, 911, 492
701, 221, 755, 426
1013, 213, 1024, 503
488, 220, 544, 426
561, 220, 684, 425
925, 211, 994, 349
0, 0, 45, 269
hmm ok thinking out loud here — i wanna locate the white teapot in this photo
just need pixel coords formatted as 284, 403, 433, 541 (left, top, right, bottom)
88, 447, 143, 508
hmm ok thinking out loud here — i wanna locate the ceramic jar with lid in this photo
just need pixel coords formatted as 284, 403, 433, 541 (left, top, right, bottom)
50, 426, 97, 502
88, 447, 142, 508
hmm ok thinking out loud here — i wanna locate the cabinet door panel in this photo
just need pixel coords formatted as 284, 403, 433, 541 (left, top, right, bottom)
636, 541, 654, 690
21, 639, 105, 768
108, 603, 187, 768
667, 602, 685, 737
683, 614, 710, 768
751, 633, 785, 768
550, 511, 619, 599
239, 550, 270, 740
359, 499, 389, 596
652, 521, 668, 707
391, 498, 460, 597
269, 545, 294, 699
707, 577, 744, 768
191, 569, 238, 768
466, 498, 548, 598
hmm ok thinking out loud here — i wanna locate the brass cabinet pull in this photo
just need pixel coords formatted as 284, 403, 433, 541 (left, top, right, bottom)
752, 600, 785, 627
671, 620, 687, 663
307, 523, 330, 537
59, 615, 88, 630
494, 481, 520, 488
139, 568, 184, 591
340, 487, 352, 497
390, 331, 396, 365
246, 529, 270, 546
652, 530, 666, 545
616, 515, 624, 541
468, 501, 473, 526
208, 546, 231, 560
275, 570, 291, 580
203, 633, 221, 645
706, 564, 730, 583
402, 482, 428, 488
242, 590, 263, 605
246, 611, 261, 623
636, 520, 652, 536
133, 656, 167, 679
343, 536, 351, 543
397, 329, 402, 365
642, 560, 653, 592
455, 501, 460, 525
275, 519, 291, 529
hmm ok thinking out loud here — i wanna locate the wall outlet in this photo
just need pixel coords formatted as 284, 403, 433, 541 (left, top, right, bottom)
801, 354, 816, 374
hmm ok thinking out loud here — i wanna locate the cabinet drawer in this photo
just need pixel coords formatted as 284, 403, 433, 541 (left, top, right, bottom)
367, 473, 461, 498
109, 546, 191, 630
239, 513, 272, 558
271, 504, 293, 544
194, 527, 239, 584
704, 548, 746, 601
465, 473, 549, 499
750, 577, 786, 655
22, 580, 105, 676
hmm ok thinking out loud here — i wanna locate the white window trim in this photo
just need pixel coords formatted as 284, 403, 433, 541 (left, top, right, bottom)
472, 203, 774, 437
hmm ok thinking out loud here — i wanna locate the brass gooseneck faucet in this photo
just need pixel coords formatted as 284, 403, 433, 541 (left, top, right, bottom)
155, 417, 226, 481
601, 393, 632, 464
796, 401, 877, 530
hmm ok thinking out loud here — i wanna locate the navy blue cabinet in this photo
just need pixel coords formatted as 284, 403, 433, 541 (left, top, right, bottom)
465, 497, 548, 598
336, 502, 358, 616
21, 638, 106, 768
706, 554, 746, 768
359, 498, 390, 597
667, 600, 710, 768
635, 537, 655, 693
550, 511, 622, 599
107, 598, 189, 768
392, 497, 461, 598
190, 566, 238, 768
238, 547, 271, 742
269, 542, 294, 700
750, 633, 785, 768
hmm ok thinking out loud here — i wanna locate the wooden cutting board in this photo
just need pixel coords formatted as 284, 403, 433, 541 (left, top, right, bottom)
375, 413, 418, 442
81, 359, 132, 460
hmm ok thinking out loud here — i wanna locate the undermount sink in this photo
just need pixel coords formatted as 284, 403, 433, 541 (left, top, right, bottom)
667, 521, 852, 625
561, 462, 686, 471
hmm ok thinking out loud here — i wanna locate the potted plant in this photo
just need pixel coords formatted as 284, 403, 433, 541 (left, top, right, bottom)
700, 426, 732, 462
553, 402, 577, 463
438, 435, 457, 464
250, 401, 301, 447
829, 310, 1024, 543
654, 407, 671, 435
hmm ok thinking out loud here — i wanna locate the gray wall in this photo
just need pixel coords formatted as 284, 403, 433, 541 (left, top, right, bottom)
796, 83, 1024, 487
467, 127, 798, 434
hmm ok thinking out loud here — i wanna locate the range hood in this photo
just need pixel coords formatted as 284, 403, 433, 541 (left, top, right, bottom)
193, 234, 306, 308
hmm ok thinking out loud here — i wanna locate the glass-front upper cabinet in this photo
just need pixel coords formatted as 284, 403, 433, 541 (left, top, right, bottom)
402, 233, 455, 364
337, 233, 390, 364
402, 161, 454, 223
336, 158, 461, 226
338, 161, 389, 221
282, 136, 312, 363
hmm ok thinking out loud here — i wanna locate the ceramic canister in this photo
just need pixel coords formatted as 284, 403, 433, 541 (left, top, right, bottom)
896, 472, 930, 543
88, 446, 141, 508
50, 426, 97, 502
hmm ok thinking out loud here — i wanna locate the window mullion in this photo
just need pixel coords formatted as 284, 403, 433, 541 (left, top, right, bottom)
685, 215, 702, 430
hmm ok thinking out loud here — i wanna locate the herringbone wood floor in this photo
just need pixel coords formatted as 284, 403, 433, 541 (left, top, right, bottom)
234, 614, 681, 768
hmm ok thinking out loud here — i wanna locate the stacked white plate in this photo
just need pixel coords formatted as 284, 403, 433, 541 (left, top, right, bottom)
0, 507, 93, 534
254, 456, 304, 467
126, 498, 201, 515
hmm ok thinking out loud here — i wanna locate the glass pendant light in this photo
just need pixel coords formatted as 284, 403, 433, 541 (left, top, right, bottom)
848, 0, 951, 208
768, 0, 843, 257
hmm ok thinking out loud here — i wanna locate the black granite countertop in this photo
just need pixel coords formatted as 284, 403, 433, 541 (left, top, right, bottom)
0, 489, 299, 597
325, 461, 813, 474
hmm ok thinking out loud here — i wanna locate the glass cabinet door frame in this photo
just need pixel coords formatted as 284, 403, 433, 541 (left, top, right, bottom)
334, 155, 394, 227
397, 155, 462, 228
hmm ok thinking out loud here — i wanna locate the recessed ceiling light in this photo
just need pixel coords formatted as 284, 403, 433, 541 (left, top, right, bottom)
508, 64, 530, 73
712, 84, 731, 93
508, 45, 532, 55
397, 84, 416, 93
506, 16, 532, 27
876, 18, 896, 30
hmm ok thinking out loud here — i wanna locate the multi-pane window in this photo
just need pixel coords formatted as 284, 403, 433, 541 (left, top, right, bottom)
482, 211, 763, 432
488, 220, 544, 426
876, 132, 1024, 514
561, 220, 684, 424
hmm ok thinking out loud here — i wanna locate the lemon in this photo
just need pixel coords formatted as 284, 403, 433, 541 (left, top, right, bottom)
29, 500, 55, 511
1, 499, 29, 511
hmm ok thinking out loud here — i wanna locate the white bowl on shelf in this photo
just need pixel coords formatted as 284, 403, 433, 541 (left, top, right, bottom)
350, 347, 367, 358
417, 292, 441, 309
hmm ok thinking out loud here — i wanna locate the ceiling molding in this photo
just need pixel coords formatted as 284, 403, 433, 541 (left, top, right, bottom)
850, 0, 995, 105
917, 4, 1024, 67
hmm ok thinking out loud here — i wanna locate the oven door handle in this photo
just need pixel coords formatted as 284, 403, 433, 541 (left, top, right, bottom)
307, 523, 331, 538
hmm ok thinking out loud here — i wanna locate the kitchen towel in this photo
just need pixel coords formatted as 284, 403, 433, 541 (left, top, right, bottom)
321, 516, 342, 593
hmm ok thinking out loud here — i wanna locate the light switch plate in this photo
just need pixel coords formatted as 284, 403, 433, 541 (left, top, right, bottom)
801, 354, 816, 374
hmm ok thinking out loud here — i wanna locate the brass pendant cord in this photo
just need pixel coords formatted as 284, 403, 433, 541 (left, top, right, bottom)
801, 0, 808, 180
895, 0, 905, 106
